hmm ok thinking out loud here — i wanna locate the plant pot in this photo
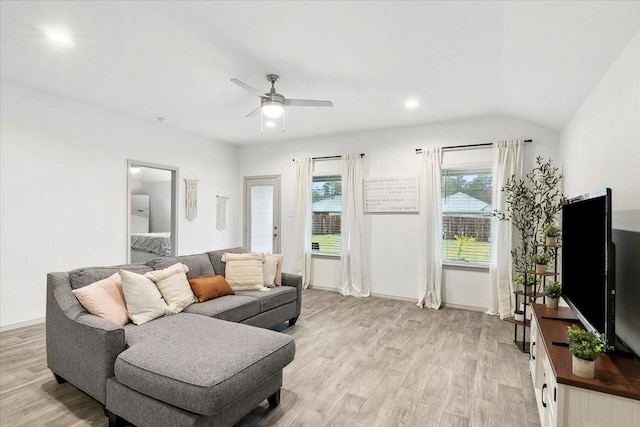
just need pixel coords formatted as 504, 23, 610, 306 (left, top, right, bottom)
546, 297, 559, 309
535, 264, 547, 275
546, 236, 557, 246
572, 355, 595, 379
514, 310, 524, 323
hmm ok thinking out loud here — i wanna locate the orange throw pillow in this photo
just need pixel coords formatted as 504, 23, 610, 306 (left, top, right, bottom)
188, 275, 234, 302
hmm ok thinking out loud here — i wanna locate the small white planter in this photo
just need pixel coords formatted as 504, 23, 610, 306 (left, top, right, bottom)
546, 236, 557, 246
535, 264, 547, 275
572, 355, 595, 379
546, 297, 559, 309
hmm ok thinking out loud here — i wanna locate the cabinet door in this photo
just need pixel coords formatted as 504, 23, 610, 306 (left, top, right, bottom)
542, 357, 558, 427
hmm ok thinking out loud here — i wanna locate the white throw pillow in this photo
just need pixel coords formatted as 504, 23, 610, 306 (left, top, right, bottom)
120, 270, 170, 325
263, 254, 284, 287
145, 262, 189, 282
222, 252, 266, 291
145, 263, 197, 314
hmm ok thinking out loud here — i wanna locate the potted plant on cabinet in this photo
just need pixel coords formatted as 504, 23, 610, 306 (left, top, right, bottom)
543, 224, 561, 246
543, 281, 562, 309
566, 325, 606, 379
531, 252, 552, 274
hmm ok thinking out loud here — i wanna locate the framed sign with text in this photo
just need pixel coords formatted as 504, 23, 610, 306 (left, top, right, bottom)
364, 175, 419, 213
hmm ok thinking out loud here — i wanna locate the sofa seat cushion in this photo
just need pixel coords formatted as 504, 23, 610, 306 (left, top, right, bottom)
182, 295, 259, 322
114, 314, 295, 416
235, 286, 297, 313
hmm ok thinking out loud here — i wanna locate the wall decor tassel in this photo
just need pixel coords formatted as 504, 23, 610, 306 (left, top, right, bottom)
216, 196, 228, 231
184, 179, 199, 221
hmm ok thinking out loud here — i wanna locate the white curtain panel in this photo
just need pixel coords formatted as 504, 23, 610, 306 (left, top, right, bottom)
417, 147, 443, 309
293, 158, 313, 289
487, 140, 523, 319
340, 154, 371, 297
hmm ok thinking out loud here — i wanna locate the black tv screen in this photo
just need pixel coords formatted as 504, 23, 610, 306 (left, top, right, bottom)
561, 188, 615, 348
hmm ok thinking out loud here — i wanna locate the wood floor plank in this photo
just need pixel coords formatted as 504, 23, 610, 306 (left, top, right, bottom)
0, 289, 539, 426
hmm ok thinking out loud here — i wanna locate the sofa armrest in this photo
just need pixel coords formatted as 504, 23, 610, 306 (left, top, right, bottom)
281, 272, 302, 320
46, 272, 126, 404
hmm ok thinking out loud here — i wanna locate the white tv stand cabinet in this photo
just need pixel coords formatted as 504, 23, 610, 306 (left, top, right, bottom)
529, 304, 640, 427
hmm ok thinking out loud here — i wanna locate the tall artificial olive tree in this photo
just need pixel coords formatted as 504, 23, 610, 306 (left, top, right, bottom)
493, 156, 565, 272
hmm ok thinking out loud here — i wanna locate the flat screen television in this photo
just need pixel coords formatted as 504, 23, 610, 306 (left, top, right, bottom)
561, 188, 616, 349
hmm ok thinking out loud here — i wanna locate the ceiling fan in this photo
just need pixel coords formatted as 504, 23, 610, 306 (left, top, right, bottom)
231, 74, 333, 132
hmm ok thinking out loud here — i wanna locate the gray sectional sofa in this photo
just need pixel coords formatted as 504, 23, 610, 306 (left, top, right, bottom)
46, 247, 302, 427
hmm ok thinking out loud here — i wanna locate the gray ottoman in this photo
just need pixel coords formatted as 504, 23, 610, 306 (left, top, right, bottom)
105, 313, 295, 427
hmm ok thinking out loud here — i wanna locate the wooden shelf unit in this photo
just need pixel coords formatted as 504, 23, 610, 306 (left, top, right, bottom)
530, 304, 640, 426
512, 245, 560, 353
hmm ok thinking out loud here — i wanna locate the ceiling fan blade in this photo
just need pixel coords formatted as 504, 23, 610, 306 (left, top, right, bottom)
285, 99, 333, 107
231, 78, 268, 98
246, 106, 261, 117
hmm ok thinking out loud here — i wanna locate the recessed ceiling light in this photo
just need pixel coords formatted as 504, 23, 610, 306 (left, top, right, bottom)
264, 121, 276, 128
404, 99, 419, 109
46, 31, 72, 44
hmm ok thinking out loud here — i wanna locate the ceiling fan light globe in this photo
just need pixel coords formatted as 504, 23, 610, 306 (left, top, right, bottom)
262, 104, 284, 118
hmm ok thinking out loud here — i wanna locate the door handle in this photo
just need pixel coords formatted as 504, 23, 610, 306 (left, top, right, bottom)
273, 234, 278, 237
531, 342, 535, 359
541, 383, 547, 408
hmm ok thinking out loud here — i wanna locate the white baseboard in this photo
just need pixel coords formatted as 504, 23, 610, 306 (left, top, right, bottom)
307, 286, 487, 312
0, 317, 45, 333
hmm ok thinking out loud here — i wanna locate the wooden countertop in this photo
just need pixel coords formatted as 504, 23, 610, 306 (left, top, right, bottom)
532, 304, 640, 401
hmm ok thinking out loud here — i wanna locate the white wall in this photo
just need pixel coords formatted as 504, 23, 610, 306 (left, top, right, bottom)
0, 82, 241, 328
239, 115, 560, 309
560, 31, 640, 210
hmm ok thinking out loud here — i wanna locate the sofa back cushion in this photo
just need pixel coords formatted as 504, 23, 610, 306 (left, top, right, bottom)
146, 254, 215, 279
69, 264, 152, 290
207, 247, 247, 277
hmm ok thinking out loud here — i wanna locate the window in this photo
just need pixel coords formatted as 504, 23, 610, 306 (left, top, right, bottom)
312, 175, 341, 254
441, 166, 492, 266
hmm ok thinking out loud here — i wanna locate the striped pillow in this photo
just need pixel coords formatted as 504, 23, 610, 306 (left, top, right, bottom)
221, 252, 265, 291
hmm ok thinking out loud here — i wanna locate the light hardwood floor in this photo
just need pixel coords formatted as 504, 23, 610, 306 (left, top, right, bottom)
0, 289, 540, 426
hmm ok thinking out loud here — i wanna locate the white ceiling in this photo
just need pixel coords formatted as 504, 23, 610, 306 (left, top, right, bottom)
1, 1, 639, 145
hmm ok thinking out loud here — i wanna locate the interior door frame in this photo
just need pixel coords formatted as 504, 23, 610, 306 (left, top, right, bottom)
243, 175, 281, 253
127, 159, 179, 263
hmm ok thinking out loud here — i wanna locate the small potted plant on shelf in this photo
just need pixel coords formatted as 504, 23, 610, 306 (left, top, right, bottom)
543, 281, 562, 309
566, 325, 607, 379
543, 224, 561, 246
531, 252, 553, 274
514, 272, 539, 287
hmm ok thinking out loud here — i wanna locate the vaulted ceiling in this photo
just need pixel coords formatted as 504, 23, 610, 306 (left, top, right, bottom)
1, 1, 639, 144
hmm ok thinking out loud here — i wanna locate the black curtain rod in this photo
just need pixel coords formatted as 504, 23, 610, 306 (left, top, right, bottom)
415, 139, 532, 154
292, 153, 365, 162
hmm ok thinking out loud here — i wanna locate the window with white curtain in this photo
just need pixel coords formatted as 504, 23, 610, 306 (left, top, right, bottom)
441, 166, 492, 266
311, 175, 342, 254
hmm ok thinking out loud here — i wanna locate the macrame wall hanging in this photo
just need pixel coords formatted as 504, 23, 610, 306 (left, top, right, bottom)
216, 195, 229, 231
184, 177, 199, 221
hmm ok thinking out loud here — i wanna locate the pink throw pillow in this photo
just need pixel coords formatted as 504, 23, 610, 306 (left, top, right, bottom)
72, 273, 129, 326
